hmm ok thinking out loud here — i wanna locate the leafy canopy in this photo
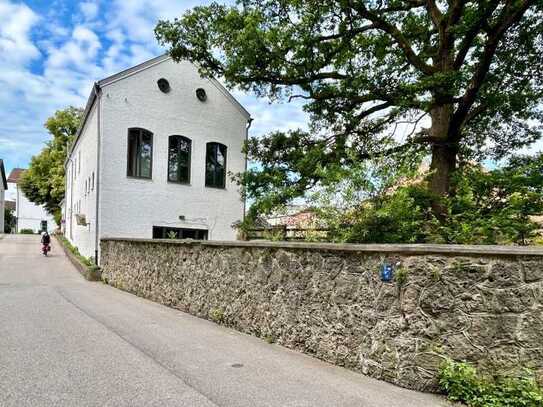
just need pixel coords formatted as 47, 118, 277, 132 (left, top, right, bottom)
156, 1, 543, 217
20, 107, 83, 224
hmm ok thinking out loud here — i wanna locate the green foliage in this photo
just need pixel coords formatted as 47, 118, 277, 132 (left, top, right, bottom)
19, 228, 34, 234
395, 267, 408, 286
317, 154, 543, 245
57, 235, 95, 267
4, 208, 15, 233
19, 107, 82, 224
209, 308, 225, 323
262, 227, 285, 242
439, 359, 543, 407
167, 230, 177, 239
156, 1, 543, 215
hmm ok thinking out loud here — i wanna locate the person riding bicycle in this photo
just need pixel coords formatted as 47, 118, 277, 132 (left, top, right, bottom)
41, 231, 51, 246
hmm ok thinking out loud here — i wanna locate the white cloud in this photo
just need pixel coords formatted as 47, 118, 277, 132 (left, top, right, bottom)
46, 26, 101, 71
80, 1, 98, 20
0, 0, 40, 65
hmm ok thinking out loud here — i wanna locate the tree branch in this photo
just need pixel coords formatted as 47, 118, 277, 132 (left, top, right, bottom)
450, 0, 535, 138
353, 2, 436, 75
453, 1, 500, 69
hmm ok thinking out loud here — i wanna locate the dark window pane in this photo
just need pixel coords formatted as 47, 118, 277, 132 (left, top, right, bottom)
168, 136, 191, 183
127, 128, 153, 178
127, 131, 138, 176
205, 142, 227, 188
153, 226, 208, 240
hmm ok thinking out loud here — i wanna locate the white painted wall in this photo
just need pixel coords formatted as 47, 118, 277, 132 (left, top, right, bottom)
7, 181, 55, 233
65, 103, 99, 259
98, 58, 248, 243
0, 180, 4, 233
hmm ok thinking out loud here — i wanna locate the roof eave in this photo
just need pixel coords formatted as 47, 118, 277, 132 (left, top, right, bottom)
65, 83, 100, 167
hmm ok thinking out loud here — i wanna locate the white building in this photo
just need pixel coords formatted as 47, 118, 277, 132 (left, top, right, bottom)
6, 168, 56, 233
64, 55, 251, 262
0, 160, 6, 233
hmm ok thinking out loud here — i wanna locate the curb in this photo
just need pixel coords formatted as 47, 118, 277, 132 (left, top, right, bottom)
54, 235, 101, 281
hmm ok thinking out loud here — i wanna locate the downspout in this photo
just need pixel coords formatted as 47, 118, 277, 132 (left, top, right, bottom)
94, 83, 102, 265
242, 117, 253, 223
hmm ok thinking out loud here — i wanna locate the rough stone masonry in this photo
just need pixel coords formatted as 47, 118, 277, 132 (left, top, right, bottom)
100, 239, 543, 392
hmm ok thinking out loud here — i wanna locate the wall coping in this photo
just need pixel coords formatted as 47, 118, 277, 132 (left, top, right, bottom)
101, 237, 543, 257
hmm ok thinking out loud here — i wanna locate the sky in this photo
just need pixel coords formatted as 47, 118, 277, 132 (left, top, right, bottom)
1, 0, 541, 182
0, 0, 309, 178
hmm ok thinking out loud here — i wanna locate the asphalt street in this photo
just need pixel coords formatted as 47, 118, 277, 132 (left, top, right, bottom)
0, 234, 448, 406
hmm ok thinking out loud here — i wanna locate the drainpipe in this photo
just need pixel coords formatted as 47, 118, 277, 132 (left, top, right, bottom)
242, 117, 253, 223
94, 83, 102, 265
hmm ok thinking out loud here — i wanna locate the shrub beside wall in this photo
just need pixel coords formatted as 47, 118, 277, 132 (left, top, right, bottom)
100, 239, 543, 392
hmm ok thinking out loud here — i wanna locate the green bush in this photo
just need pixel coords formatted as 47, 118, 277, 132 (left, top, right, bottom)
319, 154, 543, 245
439, 359, 543, 407
19, 229, 35, 234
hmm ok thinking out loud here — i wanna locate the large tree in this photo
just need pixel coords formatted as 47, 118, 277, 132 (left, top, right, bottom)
156, 1, 543, 215
20, 107, 82, 224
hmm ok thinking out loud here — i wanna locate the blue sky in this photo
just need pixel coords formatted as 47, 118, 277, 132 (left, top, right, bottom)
1, 0, 541, 180
0, 0, 309, 176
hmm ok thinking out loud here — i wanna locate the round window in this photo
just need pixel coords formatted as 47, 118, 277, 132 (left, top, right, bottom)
196, 88, 207, 101
157, 78, 170, 93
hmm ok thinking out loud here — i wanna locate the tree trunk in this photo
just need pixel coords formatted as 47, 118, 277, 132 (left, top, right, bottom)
429, 143, 457, 196
428, 105, 457, 216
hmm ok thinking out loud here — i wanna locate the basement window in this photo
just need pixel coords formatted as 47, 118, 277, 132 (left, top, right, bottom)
152, 226, 208, 240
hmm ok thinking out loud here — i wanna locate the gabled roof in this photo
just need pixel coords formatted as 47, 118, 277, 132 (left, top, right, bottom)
67, 54, 251, 163
7, 167, 25, 185
0, 160, 7, 189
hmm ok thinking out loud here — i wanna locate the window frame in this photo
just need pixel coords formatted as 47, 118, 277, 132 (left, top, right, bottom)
205, 142, 227, 189
167, 135, 192, 185
152, 226, 209, 240
126, 128, 154, 179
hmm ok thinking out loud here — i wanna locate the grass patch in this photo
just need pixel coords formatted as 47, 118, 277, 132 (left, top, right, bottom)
439, 359, 543, 407
56, 235, 101, 280
19, 228, 35, 234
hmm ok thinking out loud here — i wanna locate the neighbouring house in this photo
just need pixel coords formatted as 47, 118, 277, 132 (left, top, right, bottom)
0, 159, 6, 233
64, 54, 251, 262
6, 168, 55, 233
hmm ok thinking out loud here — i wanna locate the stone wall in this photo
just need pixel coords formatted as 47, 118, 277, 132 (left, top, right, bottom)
100, 239, 543, 391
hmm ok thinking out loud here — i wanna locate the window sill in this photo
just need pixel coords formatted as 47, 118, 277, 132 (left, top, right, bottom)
168, 181, 191, 186
205, 185, 227, 190
127, 176, 153, 181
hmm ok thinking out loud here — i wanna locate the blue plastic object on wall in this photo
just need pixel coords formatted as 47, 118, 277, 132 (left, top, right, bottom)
380, 263, 394, 282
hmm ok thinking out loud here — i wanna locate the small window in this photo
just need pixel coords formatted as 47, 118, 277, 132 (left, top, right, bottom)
127, 128, 153, 178
91, 172, 94, 190
78, 151, 81, 174
85, 180, 87, 195
168, 135, 191, 183
152, 226, 208, 240
205, 142, 227, 188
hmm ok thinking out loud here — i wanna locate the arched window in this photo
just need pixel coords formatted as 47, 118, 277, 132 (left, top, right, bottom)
168, 135, 191, 184
205, 142, 227, 189
127, 128, 153, 179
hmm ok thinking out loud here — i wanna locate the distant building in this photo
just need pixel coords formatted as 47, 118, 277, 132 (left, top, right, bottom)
7, 168, 55, 233
64, 54, 251, 261
0, 159, 6, 233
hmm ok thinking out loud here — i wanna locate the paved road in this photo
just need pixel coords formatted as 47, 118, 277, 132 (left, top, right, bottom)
0, 234, 447, 406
